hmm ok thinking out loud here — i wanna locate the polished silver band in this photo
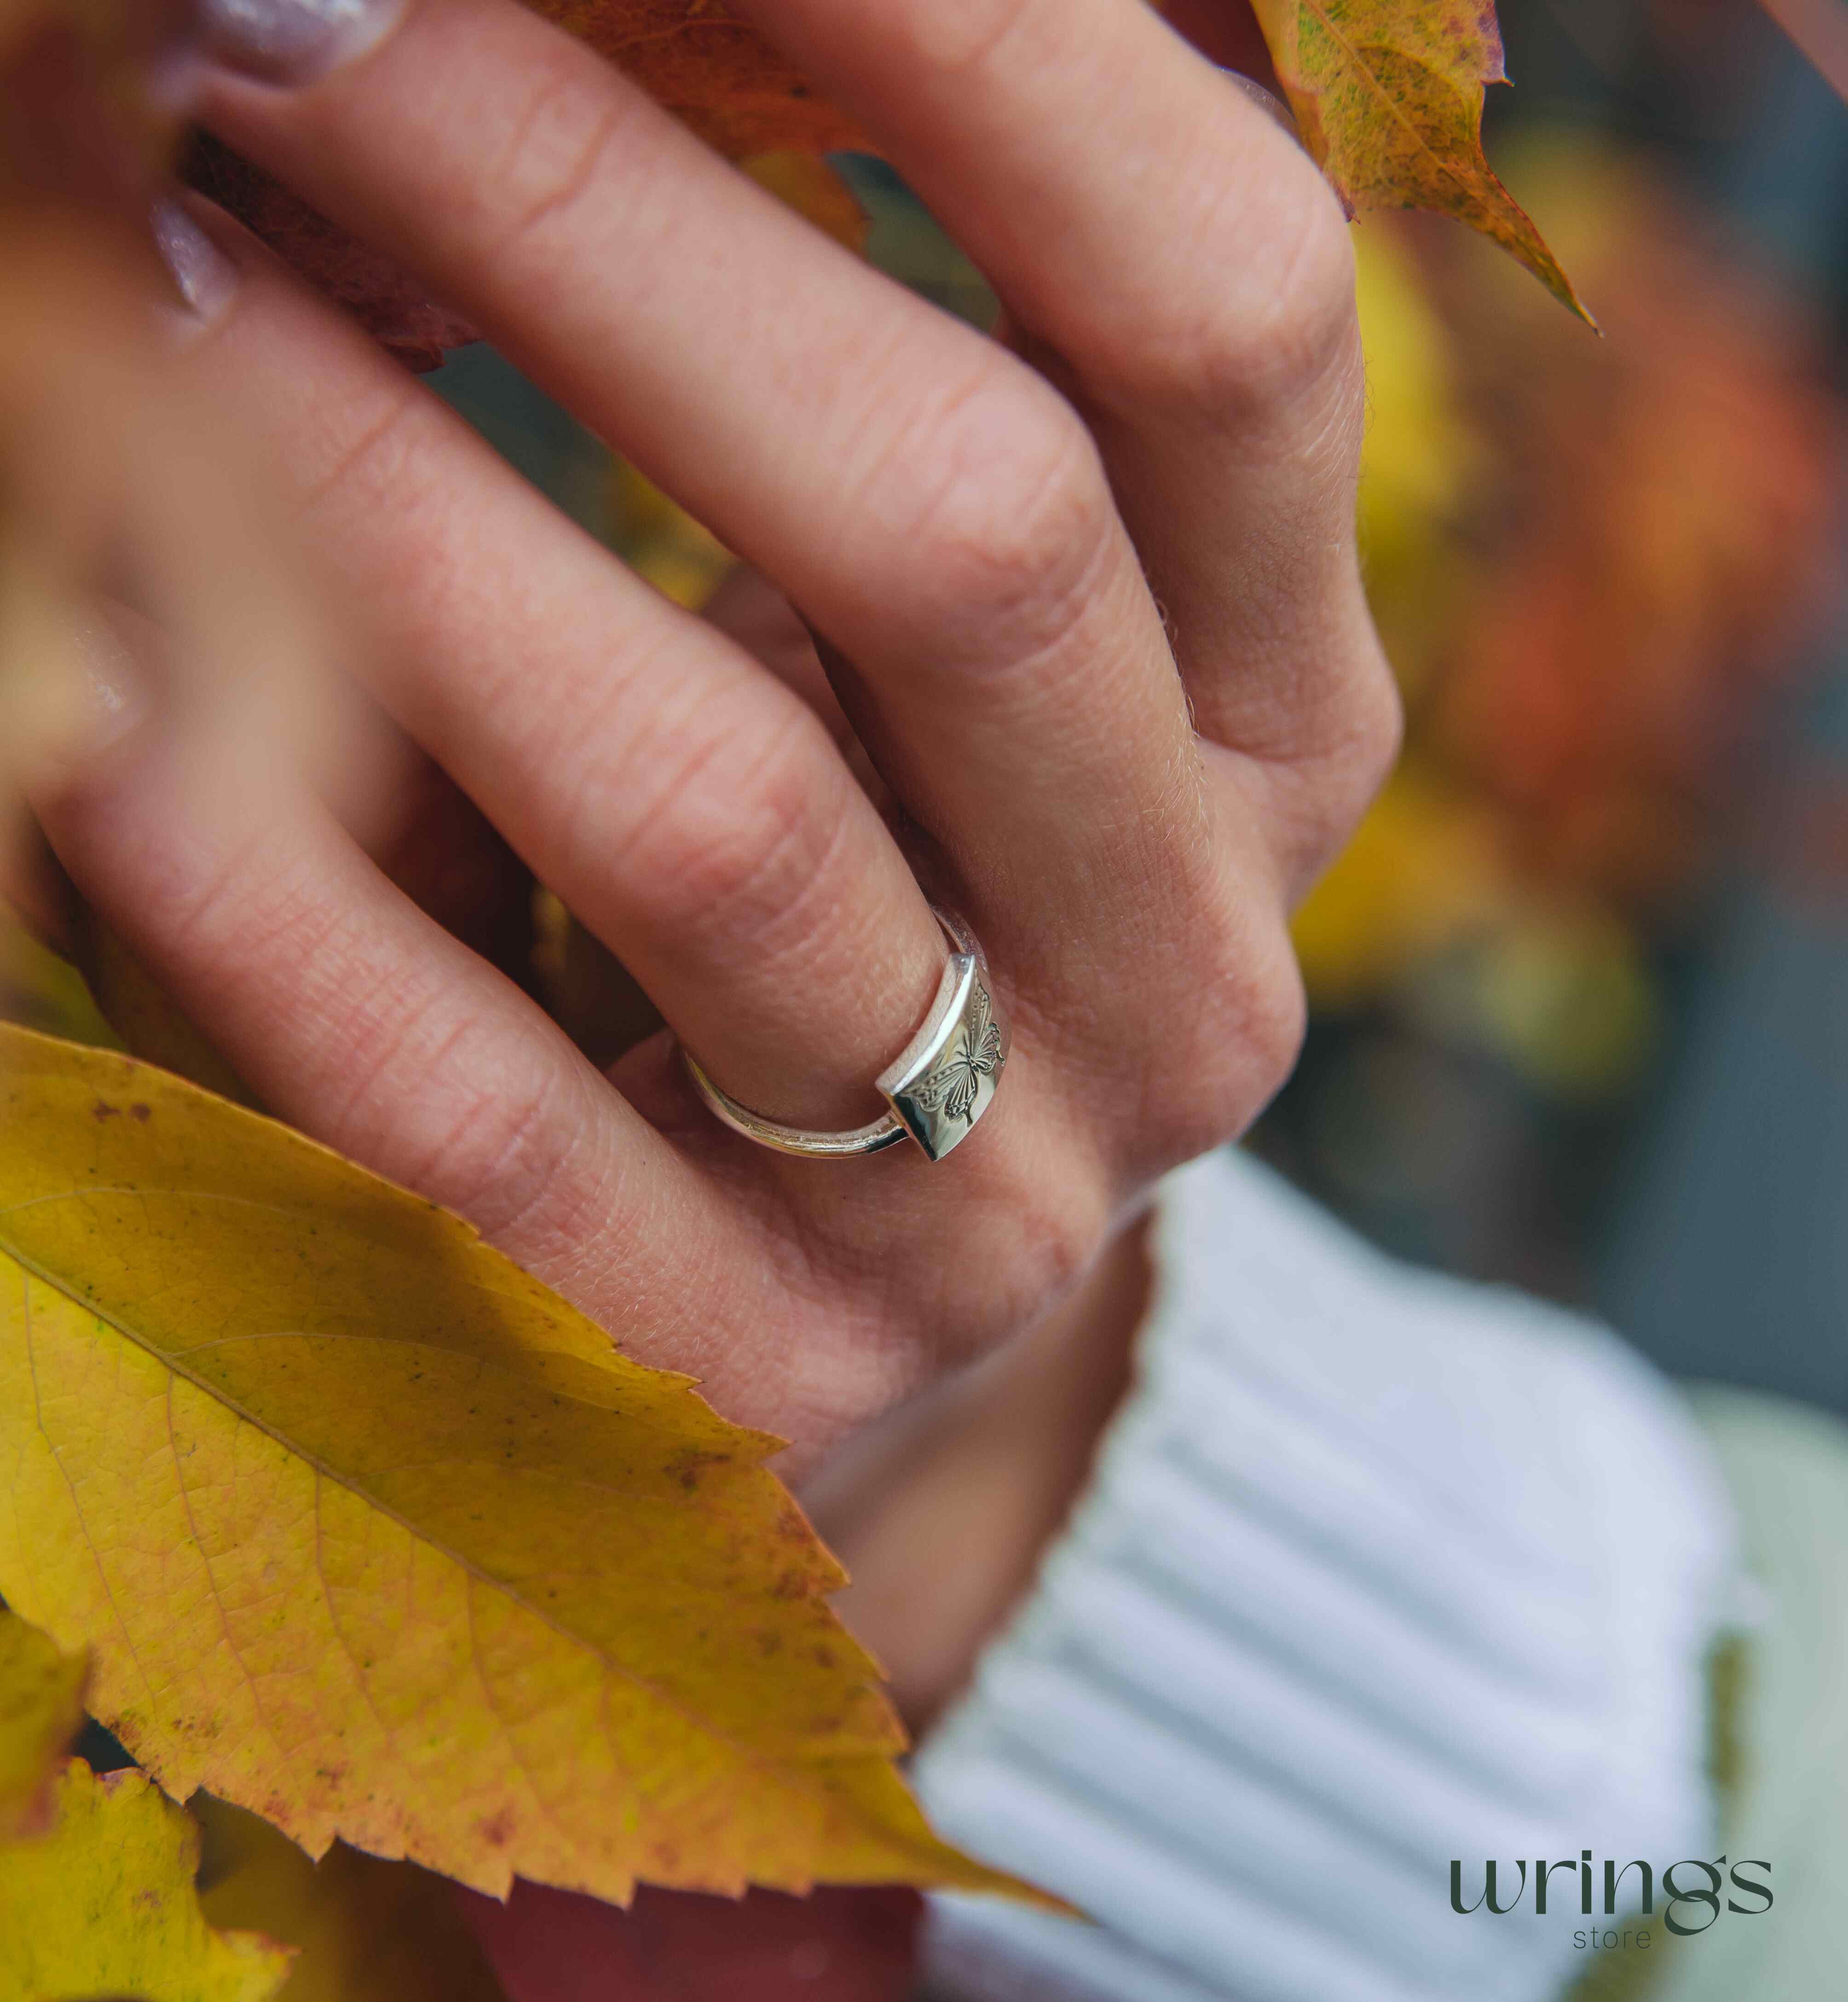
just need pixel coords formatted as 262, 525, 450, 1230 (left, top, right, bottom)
680, 908, 1010, 1163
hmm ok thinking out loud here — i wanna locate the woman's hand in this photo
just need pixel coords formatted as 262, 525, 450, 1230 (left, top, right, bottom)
26, 0, 1397, 1473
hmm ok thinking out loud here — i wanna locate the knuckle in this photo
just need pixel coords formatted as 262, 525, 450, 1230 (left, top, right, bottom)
337, 1002, 599, 1252
606, 706, 849, 953
1345, 650, 1407, 815
1102, 170, 1360, 422
1282, 637, 1406, 881
1013, 1163, 1113, 1301
1249, 183, 1362, 389
1245, 934, 1311, 1103
487, 56, 630, 253
889, 0, 1034, 78
299, 384, 423, 519
935, 1156, 1114, 1371
892, 377, 1118, 653
149, 829, 332, 979
1142, 906, 1307, 1162
426, 1064, 600, 1256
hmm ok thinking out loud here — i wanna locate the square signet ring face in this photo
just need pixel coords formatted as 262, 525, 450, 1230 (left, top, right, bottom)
679, 909, 1010, 1163
877, 943, 1008, 1163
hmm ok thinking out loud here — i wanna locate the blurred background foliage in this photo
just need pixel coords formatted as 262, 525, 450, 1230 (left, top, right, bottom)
1271, 0, 1848, 1396
6, 0, 1845, 1411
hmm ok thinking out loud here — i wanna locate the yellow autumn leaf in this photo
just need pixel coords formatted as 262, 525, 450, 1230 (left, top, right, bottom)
0, 1024, 1029, 1905
1249, 0, 1593, 322
194, 1796, 508, 2002
0, 1761, 293, 2002
528, 0, 866, 159
0, 1608, 85, 1843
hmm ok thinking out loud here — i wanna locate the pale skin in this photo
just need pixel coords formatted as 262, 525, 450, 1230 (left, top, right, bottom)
8, 0, 1395, 1742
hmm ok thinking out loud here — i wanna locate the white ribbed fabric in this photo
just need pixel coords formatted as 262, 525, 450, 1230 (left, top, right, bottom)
912, 1149, 1741, 2002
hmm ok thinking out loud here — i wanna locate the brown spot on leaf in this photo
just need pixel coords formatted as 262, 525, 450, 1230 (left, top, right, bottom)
668, 1448, 729, 1493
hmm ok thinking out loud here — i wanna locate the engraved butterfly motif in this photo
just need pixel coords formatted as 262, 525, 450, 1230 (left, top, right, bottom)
909, 979, 1005, 1125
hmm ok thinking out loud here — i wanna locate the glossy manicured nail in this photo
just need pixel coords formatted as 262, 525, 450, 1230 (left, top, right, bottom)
196, 0, 404, 86
151, 199, 238, 324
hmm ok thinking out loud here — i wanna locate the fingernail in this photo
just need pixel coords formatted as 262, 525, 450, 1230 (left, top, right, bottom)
1224, 70, 1302, 144
195, 0, 404, 86
151, 199, 238, 324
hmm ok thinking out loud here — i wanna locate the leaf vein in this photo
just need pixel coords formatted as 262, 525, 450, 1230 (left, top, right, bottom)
162, 1371, 296, 1788
0, 1235, 861, 1776
15, 1261, 160, 1718
1297, 2, 1490, 205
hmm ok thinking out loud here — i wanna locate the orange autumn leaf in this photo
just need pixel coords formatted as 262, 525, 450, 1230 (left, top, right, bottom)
528, 0, 868, 158
1248, 0, 1591, 319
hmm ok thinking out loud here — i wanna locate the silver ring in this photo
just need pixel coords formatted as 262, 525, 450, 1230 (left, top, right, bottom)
679, 908, 1010, 1163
